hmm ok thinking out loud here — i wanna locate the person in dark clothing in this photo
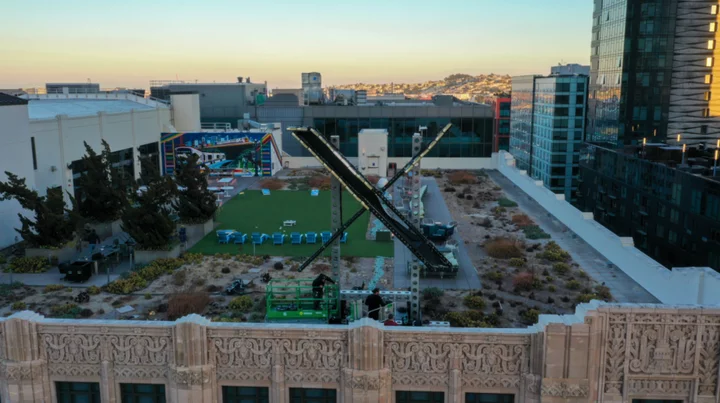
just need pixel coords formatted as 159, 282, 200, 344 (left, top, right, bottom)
312, 274, 335, 310
365, 288, 387, 320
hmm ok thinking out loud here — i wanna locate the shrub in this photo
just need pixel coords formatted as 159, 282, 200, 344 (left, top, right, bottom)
192, 277, 206, 287
249, 312, 264, 322
274, 262, 284, 271
308, 175, 331, 190
144, 293, 152, 300
511, 214, 534, 227
422, 287, 445, 300
6, 256, 50, 273
107, 257, 187, 294
445, 311, 491, 328
552, 262, 571, 275
547, 296, 555, 304
43, 284, 65, 293
485, 238, 523, 259
545, 275, 555, 283
311, 264, 330, 274
259, 178, 286, 190
521, 309, 540, 324
513, 272, 536, 292
221, 267, 231, 274
577, 270, 590, 280
173, 270, 187, 286
595, 285, 613, 301
11, 301, 26, 310
565, 280, 582, 290
167, 292, 210, 320
447, 171, 478, 185
87, 285, 101, 295
548, 285, 557, 292
96, 309, 105, 315
509, 258, 525, 268
485, 271, 504, 282
498, 197, 518, 207
50, 303, 81, 318
206, 285, 221, 293
576, 294, 597, 303
523, 226, 551, 240
539, 242, 571, 262
229, 296, 254, 312
79, 308, 93, 318
463, 295, 486, 310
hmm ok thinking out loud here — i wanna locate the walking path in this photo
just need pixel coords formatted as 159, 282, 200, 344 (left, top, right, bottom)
393, 177, 481, 290
488, 171, 658, 303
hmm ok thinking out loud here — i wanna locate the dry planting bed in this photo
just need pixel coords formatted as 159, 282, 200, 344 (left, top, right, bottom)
255, 168, 333, 191
420, 170, 612, 328
0, 255, 392, 322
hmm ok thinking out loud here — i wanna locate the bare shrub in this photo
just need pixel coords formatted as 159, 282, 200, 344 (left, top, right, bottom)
513, 272, 535, 292
167, 292, 210, 320
173, 270, 187, 286
308, 175, 331, 190
511, 214, 534, 227
484, 237, 523, 259
447, 171, 478, 185
311, 264, 330, 274
259, 178, 286, 190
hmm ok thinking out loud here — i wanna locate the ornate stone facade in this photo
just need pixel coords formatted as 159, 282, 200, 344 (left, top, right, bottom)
0, 305, 718, 402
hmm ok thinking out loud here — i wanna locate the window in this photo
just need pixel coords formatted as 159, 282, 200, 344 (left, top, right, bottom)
30, 137, 38, 170
56, 382, 101, 403
709, 40, 716, 50
466, 393, 515, 403
120, 384, 166, 403
706, 74, 713, 84
290, 388, 336, 403
705, 92, 712, 101
711, 22, 717, 32
223, 386, 269, 403
669, 230, 678, 244
396, 391, 445, 403
670, 209, 680, 224
713, 5, 719, 14
656, 224, 665, 238
707, 57, 715, 67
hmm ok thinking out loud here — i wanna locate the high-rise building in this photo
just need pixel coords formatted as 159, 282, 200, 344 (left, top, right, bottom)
587, 0, 720, 147
510, 67, 589, 200
483, 95, 511, 152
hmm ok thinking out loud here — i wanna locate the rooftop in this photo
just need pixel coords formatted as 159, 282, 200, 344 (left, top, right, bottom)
0, 93, 28, 106
22, 93, 167, 120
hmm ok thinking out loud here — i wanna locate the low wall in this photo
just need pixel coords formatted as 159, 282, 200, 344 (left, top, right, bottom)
181, 218, 214, 247
87, 219, 123, 239
1, 303, 719, 403
282, 156, 496, 171
495, 151, 720, 305
25, 244, 76, 264
133, 244, 181, 265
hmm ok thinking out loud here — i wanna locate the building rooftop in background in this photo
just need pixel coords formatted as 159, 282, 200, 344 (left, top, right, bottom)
22, 93, 168, 120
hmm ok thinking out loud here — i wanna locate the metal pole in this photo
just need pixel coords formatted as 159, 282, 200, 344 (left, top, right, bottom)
407, 133, 423, 325
329, 135, 343, 316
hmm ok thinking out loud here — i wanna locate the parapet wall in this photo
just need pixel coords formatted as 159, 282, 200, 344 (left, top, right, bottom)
1, 303, 720, 403
495, 151, 720, 305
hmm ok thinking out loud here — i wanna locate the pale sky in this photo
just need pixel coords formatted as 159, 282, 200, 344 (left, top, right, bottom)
0, 0, 593, 89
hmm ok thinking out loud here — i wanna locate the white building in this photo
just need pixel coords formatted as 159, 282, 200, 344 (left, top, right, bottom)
0, 94, 36, 248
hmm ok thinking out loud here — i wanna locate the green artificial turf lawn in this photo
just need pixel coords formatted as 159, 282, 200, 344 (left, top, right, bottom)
190, 190, 394, 257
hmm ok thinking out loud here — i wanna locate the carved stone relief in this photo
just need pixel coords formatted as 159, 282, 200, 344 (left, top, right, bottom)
627, 379, 692, 395
604, 315, 627, 394
541, 380, 589, 397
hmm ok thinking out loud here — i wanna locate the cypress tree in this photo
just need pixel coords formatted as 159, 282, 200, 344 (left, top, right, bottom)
74, 140, 126, 223
0, 172, 76, 247
173, 154, 217, 223
121, 157, 177, 250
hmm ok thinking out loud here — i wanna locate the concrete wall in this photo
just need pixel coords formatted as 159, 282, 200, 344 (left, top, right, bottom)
496, 151, 720, 305
170, 93, 201, 132
30, 108, 171, 204
283, 156, 496, 172
2, 303, 720, 403
0, 104, 35, 248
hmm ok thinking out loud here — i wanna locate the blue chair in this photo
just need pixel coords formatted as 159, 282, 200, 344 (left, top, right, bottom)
217, 231, 232, 244
340, 232, 348, 244
251, 232, 268, 245
320, 231, 332, 244
290, 232, 304, 245
272, 232, 285, 245
232, 233, 247, 244
306, 232, 318, 244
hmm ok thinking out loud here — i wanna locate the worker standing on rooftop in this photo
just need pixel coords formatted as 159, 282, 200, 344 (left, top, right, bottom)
365, 288, 388, 320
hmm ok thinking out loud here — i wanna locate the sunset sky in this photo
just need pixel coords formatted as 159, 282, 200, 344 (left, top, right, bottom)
0, 0, 593, 89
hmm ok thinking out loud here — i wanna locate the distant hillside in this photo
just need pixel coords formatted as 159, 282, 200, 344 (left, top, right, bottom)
334, 73, 511, 101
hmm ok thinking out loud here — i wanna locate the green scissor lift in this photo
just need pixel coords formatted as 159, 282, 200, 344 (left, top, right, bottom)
265, 278, 341, 323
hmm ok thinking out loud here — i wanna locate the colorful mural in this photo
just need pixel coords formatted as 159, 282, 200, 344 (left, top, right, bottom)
160, 131, 281, 177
